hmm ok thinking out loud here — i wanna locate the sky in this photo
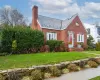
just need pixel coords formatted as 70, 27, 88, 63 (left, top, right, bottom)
0, 0, 100, 25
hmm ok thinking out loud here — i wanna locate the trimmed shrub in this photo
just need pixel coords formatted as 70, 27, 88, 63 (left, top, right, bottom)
30, 70, 43, 80
67, 64, 80, 71
0, 26, 44, 53
44, 73, 51, 79
21, 76, 30, 80
87, 61, 98, 68
40, 45, 50, 52
49, 66, 61, 77
96, 42, 100, 51
0, 74, 4, 80
62, 69, 69, 74
46, 40, 64, 52
85, 65, 90, 68
88, 58, 100, 65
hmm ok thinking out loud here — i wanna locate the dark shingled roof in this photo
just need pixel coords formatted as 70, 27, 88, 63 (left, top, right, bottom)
38, 14, 78, 30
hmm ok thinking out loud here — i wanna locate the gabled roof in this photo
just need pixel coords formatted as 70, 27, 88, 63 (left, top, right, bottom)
38, 14, 78, 30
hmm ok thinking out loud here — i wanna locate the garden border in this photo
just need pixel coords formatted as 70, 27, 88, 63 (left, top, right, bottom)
0, 57, 100, 80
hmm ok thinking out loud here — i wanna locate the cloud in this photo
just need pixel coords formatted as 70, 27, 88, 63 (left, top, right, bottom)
30, 0, 100, 19
4, 5, 12, 10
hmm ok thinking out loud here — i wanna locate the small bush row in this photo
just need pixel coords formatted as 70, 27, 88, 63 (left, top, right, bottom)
46, 40, 66, 52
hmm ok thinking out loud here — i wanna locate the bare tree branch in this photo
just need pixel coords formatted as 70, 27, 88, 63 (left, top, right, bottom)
0, 7, 27, 27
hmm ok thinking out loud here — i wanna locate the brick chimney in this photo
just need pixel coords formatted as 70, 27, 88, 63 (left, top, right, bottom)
32, 5, 38, 29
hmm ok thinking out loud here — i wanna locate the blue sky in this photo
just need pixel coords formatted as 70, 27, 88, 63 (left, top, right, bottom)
0, 0, 100, 24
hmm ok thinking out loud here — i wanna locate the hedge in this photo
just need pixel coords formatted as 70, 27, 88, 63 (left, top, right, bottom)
46, 40, 64, 52
96, 42, 100, 51
0, 26, 44, 53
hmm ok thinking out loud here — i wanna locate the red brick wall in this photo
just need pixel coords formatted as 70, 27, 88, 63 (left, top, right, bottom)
41, 16, 87, 48
31, 6, 87, 48
42, 28, 61, 41
64, 16, 87, 48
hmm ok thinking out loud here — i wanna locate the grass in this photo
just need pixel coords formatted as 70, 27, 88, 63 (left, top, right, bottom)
89, 76, 100, 80
0, 52, 97, 70
83, 51, 100, 54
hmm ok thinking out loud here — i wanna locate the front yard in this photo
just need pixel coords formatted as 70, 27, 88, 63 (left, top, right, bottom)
0, 51, 99, 70
83, 51, 100, 54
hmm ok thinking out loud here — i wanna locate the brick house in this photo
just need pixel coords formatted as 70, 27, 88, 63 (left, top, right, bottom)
32, 6, 87, 51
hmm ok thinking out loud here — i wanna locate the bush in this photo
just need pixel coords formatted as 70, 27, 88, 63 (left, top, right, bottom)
96, 42, 100, 51
22, 76, 30, 80
40, 45, 50, 52
88, 58, 100, 64
49, 66, 61, 77
46, 40, 64, 52
30, 70, 43, 80
87, 61, 98, 68
0, 26, 44, 53
0, 74, 4, 80
87, 35, 95, 50
44, 73, 51, 79
67, 64, 80, 71
62, 69, 69, 74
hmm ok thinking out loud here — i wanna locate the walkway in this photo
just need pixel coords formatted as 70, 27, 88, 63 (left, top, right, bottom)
46, 66, 100, 80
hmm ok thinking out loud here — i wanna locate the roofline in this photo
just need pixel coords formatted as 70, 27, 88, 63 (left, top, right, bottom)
38, 14, 80, 30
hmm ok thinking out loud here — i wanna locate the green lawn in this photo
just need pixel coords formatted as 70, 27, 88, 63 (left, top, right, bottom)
0, 52, 97, 70
89, 76, 100, 80
84, 51, 100, 54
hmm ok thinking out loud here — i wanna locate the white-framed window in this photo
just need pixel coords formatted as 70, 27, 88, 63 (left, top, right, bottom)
77, 34, 84, 42
98, 39, 100, 42
76, 22, 79, 26
87, 28, 90, 34
46, 32, 57, 40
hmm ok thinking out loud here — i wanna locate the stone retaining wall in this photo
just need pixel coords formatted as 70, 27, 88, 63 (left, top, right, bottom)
0, 57, 100, 80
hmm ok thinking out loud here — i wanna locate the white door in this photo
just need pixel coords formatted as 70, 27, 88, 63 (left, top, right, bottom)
68, 32, 74, 48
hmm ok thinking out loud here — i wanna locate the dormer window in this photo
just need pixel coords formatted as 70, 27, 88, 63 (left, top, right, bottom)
76, 22, 79, 26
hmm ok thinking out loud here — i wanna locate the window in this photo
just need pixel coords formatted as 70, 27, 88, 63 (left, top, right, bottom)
77, 34, 84, 42
87, 28, 90, 34
46, 32, 57, 40
98, 39, 100, 42
76, 22, 79, 26
97, 27, 100, 35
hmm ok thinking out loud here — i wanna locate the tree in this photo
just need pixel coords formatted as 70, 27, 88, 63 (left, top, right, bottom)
87, 35, 95, 50
0, 6, 27, 27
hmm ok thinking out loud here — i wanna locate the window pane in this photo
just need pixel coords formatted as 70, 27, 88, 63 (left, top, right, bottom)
46, 32, 57, 40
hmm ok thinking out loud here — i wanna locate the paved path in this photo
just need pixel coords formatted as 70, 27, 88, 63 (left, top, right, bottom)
46, 66, 100, 80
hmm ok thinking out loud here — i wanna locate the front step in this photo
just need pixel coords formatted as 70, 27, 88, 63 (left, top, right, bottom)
68, 48, 84, 52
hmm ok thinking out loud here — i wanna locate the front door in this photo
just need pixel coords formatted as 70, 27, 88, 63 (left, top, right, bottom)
68, 31, 74, 48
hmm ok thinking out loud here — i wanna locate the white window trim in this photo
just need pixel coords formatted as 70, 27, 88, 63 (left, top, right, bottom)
46, 32, 57, 40
77, 34, 84, 42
